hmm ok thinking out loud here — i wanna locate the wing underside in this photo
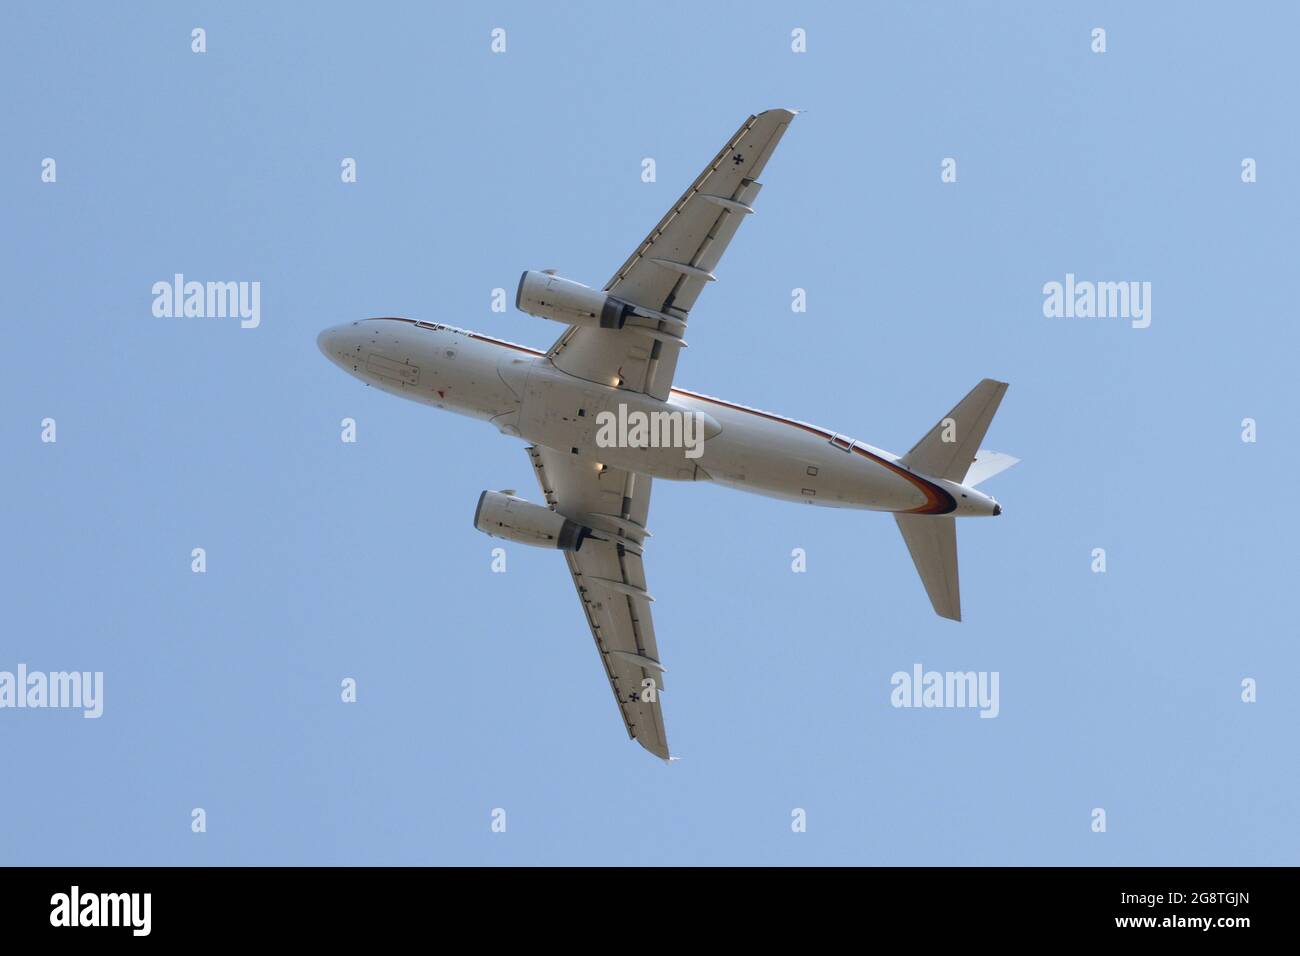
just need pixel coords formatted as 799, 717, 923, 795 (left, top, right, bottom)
547, 108, 798, 402
527, 445, 669, 759
517, 110, 800, 757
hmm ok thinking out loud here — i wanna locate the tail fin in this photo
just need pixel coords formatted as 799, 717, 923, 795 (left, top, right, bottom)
895, 515, 961, 620
900, 379, 1008, 483
964, 450, 1019, 487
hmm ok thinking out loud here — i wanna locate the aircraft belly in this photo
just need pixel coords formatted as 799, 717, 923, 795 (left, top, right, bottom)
693, 416, 923, 511
514, 368, 716, 480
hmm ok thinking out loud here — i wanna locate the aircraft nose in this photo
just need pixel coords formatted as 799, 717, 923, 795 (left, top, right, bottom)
317, 325, 346, 359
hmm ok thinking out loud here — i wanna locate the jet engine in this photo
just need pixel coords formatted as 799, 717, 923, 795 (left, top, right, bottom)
515, 270, 632, 330
473, 490, 592, 551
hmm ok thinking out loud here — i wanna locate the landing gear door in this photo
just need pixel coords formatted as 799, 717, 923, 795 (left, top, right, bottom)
575, 392, 616, 449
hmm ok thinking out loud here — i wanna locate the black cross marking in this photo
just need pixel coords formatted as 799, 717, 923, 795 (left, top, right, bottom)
732, 153, 745, 165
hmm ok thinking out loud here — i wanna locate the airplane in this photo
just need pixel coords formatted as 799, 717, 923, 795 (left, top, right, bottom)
317, 109, 1018, 760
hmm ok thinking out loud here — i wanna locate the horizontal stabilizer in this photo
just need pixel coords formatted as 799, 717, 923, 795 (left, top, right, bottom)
895, 514, 961, 621
901, 379, 1008, 483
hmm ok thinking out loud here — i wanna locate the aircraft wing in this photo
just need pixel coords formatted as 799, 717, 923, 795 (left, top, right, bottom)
546, 108, 798, 401
525, 444, 669, 760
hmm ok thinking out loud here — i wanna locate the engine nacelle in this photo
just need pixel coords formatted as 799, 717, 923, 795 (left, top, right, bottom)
473, 491, 591, 551
515, 270, 631, 330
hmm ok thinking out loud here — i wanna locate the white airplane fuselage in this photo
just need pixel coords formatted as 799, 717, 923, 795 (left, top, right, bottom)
318, 317, 1000, 518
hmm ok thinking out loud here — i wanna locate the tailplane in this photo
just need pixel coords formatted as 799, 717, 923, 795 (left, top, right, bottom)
894, 379, 1014, 621
900, 378, 1009, 483
895, 514, 961, 620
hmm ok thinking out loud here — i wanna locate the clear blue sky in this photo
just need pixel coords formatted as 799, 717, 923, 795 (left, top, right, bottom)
3, 2, 1296, 865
